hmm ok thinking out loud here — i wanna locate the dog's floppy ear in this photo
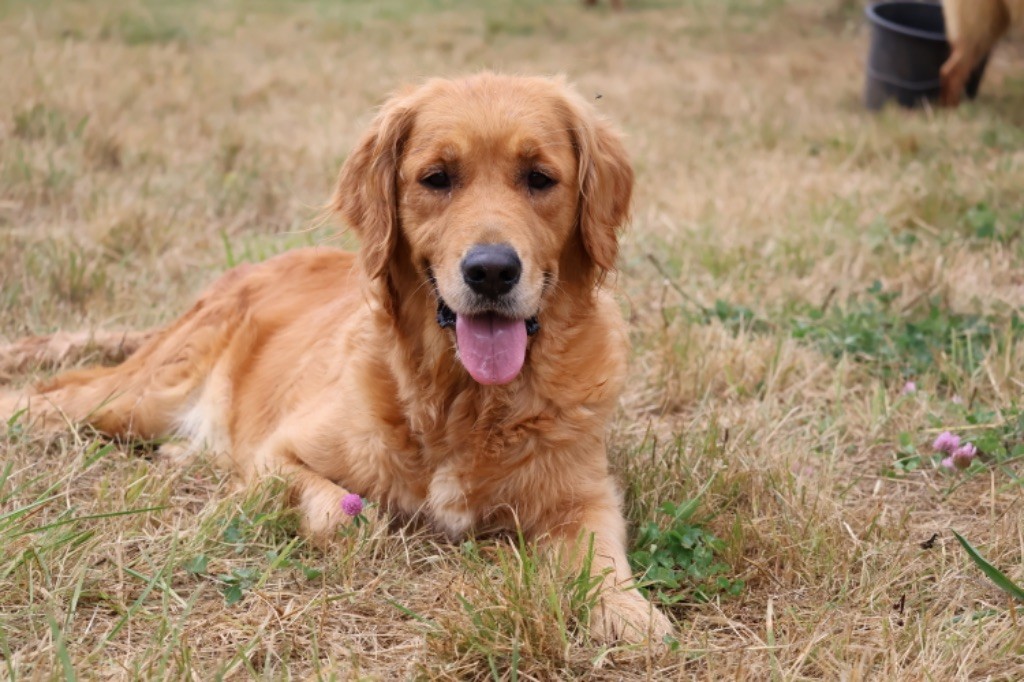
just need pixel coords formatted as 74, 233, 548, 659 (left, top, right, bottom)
565, 91, 634, 275
331, 90, 416, 280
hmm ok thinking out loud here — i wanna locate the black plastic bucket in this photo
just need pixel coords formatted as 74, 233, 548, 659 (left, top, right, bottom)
864, 1, 987, 109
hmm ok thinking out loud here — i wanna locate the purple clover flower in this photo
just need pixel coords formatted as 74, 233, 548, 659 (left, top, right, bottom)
932, 431, 960, 453
340, 493, 364, 517
951, 443, 977, 470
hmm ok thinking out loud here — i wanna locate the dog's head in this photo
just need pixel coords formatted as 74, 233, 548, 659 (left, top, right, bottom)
332, 73, 632, 385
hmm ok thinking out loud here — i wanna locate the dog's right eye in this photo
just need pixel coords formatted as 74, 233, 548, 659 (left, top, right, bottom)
420, 171, 451, 190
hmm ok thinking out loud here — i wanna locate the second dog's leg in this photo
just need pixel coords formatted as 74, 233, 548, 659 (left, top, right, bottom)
940, 48, 971, 106
940, 0, 1011, 106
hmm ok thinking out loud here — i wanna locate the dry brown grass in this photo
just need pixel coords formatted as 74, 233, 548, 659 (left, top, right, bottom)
2, 0, 1023, 679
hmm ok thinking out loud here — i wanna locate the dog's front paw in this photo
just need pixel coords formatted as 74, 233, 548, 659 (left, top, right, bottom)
590, 587, 673, 646
298, 486, 372, 545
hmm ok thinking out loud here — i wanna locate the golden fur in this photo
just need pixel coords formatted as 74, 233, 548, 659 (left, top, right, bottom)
941, 0, 1023, 105
0, 73, 672, 643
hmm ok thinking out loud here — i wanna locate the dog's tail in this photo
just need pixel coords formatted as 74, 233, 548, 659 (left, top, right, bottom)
0, 329, 158, 434
0, 330, 155, 383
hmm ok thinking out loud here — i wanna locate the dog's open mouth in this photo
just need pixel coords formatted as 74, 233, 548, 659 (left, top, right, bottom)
436, 299, 539, 386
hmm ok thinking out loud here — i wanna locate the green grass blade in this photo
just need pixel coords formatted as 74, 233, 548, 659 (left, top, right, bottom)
0, 493, 63, 527
385, 598, 437, 628
48, 613, 76, 682
952, 530, 1024, 602
0, 626, 15, 681
11, 506, 166, 538
0, 461, 14, 499
95, 560, 169, 650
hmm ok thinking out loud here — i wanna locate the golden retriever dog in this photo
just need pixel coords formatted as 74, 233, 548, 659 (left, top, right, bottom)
0, 73, 673, 644
941, 0, 1023, 105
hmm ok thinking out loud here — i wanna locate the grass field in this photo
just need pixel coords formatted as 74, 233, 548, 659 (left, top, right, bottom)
2, 0, 1023, 678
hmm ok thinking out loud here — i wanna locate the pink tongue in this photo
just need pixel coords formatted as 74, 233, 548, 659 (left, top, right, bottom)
455, 313, 528, 385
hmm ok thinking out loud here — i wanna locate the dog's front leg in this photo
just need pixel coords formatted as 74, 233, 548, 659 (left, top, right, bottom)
543, 484, 674, 645
246, 436, 364, 545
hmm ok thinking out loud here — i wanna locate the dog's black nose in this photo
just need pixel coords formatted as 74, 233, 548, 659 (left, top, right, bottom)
461, 244, 522, 298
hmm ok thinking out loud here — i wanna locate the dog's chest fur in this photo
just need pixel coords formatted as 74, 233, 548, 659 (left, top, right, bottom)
390, 380, 579, 540
356, 290, 624, 541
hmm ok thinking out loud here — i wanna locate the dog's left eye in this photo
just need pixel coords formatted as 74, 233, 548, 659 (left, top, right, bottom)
526, 171, 557, 191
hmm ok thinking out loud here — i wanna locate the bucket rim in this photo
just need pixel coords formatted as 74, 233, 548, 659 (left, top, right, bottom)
865, 1, 946, 43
